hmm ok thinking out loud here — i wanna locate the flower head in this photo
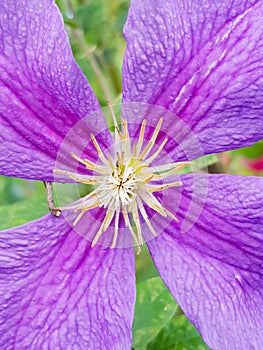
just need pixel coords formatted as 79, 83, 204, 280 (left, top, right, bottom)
0, 1, 263, 349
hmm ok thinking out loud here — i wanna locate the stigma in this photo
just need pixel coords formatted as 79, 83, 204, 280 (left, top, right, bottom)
54, 114, 190, 253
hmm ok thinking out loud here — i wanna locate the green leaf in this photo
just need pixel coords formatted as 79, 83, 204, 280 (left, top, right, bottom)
146, 314, 211, 350
0, 196, 49, 230
232, 140, 263, 159
132, 277, 178, 349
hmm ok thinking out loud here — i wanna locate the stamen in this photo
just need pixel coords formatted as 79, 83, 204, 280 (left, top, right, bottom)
138, 118, 163, 160
70, 152, 108, 174
108, 156, 114, 170
53, 169, 101, 184
73, 209, 87, 226
122, 207, 130, 227
131, 201, 143, 248
137, 197, 157, 237
140, 174, 154, 184
132, 143, 137, 158
164, 209, 179, 223
134, 119, 146, 156
144, 137, 168, 164
139, 190, 168, 217
148, 161, 192, 175
148, 181, 182, 192
121, 117, 129, 139
92, 207, 115, 247
121, 118, 131, 159
75, 201, 100, 214
107, 101, 119, 132
90, 133, 108, 165
55, 117, 185, 252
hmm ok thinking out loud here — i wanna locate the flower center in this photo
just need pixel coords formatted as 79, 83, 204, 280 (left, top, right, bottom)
98, 159, 138, 210
54, 116, 190, 253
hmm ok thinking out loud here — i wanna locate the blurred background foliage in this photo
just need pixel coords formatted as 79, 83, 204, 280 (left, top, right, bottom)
0, 0, 262, 349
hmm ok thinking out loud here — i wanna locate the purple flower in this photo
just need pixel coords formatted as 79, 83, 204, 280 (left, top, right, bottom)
0, 0, 263, 349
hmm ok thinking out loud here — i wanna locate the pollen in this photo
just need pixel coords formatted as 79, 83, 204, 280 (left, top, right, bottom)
54, 113, 190, 253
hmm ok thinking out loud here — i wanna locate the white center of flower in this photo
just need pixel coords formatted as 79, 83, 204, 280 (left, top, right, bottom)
54, 115, 190, 253
98, 163, 138, 210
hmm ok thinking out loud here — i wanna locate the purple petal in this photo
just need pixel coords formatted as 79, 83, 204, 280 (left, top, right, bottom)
147, 174, 263, 349
123, 0, 263, 155
0, 0, 105, 181
0, 214, 135, 349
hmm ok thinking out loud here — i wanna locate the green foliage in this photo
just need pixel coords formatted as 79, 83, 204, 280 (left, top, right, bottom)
235, 140, 263, 159
0, 176, 43, 205
0, 176, 48, 229
132, 277, 210, 349
146, 314, 210, 350
0, 195, 48, 230
56, 0, 128, 104
132, 277, 178, 349
135, 246, 159, 283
